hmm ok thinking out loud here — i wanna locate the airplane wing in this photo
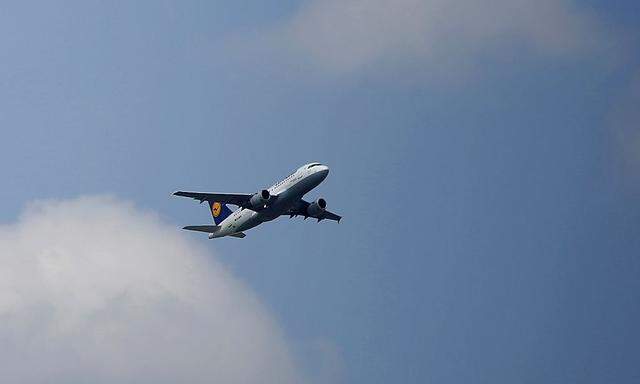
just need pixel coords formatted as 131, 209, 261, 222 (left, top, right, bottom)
173, 191, 252, 206
283, 199, 342, 222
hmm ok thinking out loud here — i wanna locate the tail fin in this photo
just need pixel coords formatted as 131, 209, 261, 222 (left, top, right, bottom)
208, 201, 233, 225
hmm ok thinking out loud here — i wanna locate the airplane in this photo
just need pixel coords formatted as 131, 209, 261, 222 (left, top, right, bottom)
173, 162, 342, 239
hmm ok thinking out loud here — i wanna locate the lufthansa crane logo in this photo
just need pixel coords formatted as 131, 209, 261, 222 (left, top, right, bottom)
212, 202, 222, 217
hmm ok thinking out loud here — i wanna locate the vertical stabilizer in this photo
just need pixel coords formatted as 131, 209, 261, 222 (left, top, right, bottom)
208, 201, 233, 225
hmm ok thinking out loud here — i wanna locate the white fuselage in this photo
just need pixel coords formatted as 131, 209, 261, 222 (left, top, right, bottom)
210, 164, 329, 238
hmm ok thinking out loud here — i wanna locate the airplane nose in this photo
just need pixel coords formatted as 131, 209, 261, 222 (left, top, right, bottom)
319, 165, 329, 179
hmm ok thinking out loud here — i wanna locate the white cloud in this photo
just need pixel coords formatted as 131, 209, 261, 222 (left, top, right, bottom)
262, 0, 611, 76
0, 196, 300, 383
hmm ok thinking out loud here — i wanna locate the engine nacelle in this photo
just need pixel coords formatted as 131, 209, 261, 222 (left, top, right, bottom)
249, 189, 271, 209
306, 198, 327, 216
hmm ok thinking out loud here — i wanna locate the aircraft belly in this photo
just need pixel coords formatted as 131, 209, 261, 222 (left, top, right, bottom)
236, 211, 261, 232
260, 190, 300, 222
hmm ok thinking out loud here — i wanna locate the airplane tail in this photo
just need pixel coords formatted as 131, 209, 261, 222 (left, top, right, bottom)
208, 201, 233, 225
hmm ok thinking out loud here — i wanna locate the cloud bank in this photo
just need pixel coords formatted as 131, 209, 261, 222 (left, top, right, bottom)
0, 196, 300, 383
238, 0, 612, 79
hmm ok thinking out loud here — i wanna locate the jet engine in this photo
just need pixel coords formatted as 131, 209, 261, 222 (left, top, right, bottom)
306, 198, 327, 216
249, 189, 271, 209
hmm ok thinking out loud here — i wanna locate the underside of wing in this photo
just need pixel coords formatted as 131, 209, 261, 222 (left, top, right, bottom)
318, 210, 342, 222
173, 191, 252, 206
283, 199, 342, 222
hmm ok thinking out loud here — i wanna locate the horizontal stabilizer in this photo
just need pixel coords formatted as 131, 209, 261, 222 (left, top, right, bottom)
183, 225, 220, 233
229, 232, 246, 238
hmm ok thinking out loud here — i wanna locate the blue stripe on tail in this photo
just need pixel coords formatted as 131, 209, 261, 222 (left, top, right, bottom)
208, 201, 233, 225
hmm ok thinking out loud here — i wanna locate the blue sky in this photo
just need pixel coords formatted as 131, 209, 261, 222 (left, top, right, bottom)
1, 1, 639, 383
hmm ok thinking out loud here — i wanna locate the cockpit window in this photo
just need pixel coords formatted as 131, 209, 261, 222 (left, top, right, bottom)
307, 163, 322, 169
